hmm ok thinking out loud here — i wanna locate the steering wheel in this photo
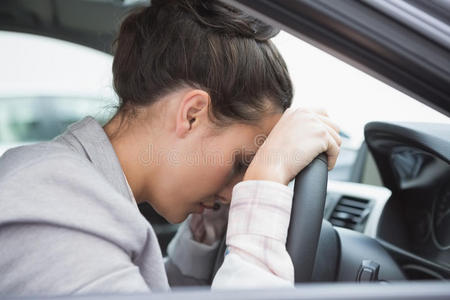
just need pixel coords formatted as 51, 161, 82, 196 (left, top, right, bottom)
211, 154, 328, 283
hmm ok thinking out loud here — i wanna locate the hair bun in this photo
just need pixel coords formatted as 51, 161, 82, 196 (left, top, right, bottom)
150, 0, 279, 41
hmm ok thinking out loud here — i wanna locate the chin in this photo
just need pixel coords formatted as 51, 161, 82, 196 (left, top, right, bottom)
164, 212, 189, 225
149, 202, 188, 224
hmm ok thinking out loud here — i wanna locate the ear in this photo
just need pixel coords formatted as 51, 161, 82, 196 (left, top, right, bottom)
175, 89, 211, 138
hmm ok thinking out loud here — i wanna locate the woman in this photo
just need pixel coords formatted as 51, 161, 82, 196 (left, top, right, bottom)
0, 0, 341, 296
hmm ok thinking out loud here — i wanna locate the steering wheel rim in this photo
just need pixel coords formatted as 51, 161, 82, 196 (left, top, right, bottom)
286, 153, 328, 282
211, 154, 328, 284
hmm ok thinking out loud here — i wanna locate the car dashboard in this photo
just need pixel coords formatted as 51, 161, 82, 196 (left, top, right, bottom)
324, 121, 450, 280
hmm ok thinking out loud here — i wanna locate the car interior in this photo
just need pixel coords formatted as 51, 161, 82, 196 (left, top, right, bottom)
0, 0, 449, 299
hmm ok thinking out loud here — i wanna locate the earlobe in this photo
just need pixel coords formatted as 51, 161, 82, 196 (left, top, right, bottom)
175, 116, 191, 138
175, 89, 210, 138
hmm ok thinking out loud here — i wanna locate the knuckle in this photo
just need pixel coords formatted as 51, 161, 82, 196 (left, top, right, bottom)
335, 145, 341, 155
318, 107, 329, 116
303, 112, 318, 124
318, 126, 328, 138
321, 140, 328, 152
298, 107, 309, 113
297, 107, 312, 116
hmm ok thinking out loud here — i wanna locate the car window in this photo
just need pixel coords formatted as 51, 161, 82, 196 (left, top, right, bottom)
272, 30, 450, 183
0, 31, 116, 155
0, 96, 111, 143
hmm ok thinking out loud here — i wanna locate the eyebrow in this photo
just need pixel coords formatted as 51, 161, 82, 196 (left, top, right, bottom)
225, 151, 256, 184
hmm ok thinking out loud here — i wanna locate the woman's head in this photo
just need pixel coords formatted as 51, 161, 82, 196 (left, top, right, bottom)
107, 0, 293, 223
112, 0, 292, 123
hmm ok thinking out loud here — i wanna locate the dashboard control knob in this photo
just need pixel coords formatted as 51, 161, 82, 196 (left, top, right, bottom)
356, 260, 380, 282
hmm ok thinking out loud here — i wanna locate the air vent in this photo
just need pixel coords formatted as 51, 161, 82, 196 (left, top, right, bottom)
330, 196, 371, 231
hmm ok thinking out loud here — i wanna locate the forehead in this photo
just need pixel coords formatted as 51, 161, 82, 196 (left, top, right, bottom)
238, 112, 281, 134
227, 112, 282, 148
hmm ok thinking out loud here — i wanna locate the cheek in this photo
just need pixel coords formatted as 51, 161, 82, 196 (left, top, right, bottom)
195, 163, 232, 194
173, 163, 230, 202
211, 164, 234, 186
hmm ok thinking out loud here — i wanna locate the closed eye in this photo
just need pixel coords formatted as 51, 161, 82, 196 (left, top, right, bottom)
233, 153, 254, 174
234, 159, 248, 173
225, 151, 256, 185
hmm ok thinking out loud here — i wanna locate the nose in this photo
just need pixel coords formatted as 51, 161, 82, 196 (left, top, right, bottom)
217, 173, 244, 205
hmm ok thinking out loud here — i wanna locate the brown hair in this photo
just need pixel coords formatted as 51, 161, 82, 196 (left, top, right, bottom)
112, 0, 292, 124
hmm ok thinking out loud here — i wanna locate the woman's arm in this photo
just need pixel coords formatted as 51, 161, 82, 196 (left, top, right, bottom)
0, 152, 170, 295
0, 223, 152, 296
164, 179, 294, 289
212, 180, 294, 289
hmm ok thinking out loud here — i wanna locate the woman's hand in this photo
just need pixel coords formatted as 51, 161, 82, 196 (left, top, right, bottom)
244, 107, 341, 185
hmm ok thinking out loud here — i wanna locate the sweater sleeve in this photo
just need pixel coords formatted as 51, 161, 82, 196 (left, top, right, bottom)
0, 223, 151, 296
0, 152, 170, 295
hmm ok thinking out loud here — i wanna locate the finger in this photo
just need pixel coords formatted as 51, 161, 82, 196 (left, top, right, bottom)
189, 214, 206, 241
317, 114, 340, 136
325, 131, 340, 171
190, 213, 203, 230
310, 107, 329, 117
323, 121, 342, 147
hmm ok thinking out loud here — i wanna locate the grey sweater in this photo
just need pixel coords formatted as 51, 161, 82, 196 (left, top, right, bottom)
0, 117, 217, 296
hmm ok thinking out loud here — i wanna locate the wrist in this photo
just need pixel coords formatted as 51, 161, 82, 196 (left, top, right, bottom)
243, 161, 289, 185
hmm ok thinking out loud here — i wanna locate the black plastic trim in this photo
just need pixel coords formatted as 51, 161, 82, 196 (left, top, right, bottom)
364, 121, 450, 191
0, 0, 131, 53
378, 239, 450, 279
335, 227, 405, 281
